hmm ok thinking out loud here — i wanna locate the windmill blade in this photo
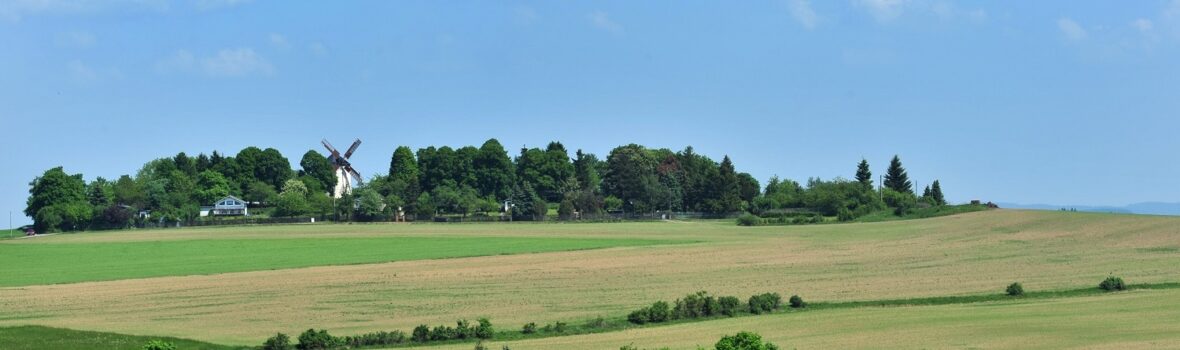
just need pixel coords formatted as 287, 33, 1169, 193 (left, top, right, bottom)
347, 167, 364, 185
321, 139, 340, 158
344, 139, 362, 159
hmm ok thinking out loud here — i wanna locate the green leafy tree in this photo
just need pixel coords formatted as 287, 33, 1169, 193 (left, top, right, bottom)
26, 167, 90, 232
855, 158, 872, 188
299, 150, 335, 196
883, 155, 912, 194
275, 179, 311, 217
714, 331, 779, 350
602, 144, 659, 212
473, 139, 514, 200
245, 179, 278, 205
195, 170, 232, 205
355, 187, 386, 221
112, 175, 146, 208
676, 146, 720, 211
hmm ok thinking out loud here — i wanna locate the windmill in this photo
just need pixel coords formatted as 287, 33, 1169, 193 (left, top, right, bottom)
322, 138, 364, 198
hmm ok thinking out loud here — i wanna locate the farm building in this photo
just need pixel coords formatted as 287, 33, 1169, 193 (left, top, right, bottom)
211, 195, 249, 216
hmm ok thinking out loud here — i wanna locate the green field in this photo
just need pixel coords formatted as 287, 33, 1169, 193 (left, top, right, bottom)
0, 326, 239, 350
0, 234, 684, 286
1, 210, 1178, 348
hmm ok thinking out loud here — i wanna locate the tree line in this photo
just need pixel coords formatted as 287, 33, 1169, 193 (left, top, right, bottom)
24, 138, 947, 232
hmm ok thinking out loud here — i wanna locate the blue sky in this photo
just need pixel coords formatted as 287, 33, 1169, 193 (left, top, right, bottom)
2, 0, 1180, 225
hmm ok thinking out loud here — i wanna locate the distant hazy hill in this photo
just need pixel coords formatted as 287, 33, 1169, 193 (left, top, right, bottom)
998, 202, 1180, 216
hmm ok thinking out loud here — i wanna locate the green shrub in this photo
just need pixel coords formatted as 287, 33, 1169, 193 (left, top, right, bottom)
714, 331, 779, 350
553, 321, 567, 333
736, 213, 761, 226
342, 330, 406, 347
474, 340, 488, 350
747, 293, 782, 314
648, 301, 671, 322
522, 322, 537, 334
142, 340, 176, 350
412, 325, 430, 342
1006, 282, 1024, 296
718, 296, 741, 316
296, 329, 340, 350
837, 207, 855, 222
788, 295, 805, 308
673, 291, 717, 319
429, 325, 456, 341
475, 318, 494, 339
1099, 276, 1126, 291
262, 333, 292, 350
628, 308, 650, 324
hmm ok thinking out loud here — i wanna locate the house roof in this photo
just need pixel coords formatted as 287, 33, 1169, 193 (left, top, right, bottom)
219, 195, 245, 203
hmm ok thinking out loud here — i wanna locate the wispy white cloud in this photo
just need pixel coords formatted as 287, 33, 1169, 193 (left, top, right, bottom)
269, 33, 290, 49
1057, 17, 1087, 42
787, 0, 818, 29
854, 0, 907, 22
308, 42, 327, 56
68, 60, 97, 81
55, 31, 96, 48
202, 48, 272, 76
515, 6, 537, 24
587, 11, 623, 34
155, 48, 272, 77
1132, 18, 1153, 33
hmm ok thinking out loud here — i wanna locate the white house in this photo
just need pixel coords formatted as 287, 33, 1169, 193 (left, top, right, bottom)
212, 195, 249, 216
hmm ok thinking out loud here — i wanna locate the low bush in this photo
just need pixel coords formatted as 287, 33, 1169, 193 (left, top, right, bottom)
342, 330, 406, 347
1099, 276, 1126, 291
296, 329, 341, 350
1006, 282, 1024, 296
747, 293, 782, 314
262, 333, 291, 350
672, 291, 718, 319
553, 321, 567, 333
412, 325, 430, 342
718, 296, 741, 316
715, 331, 779, 350
788, 295, 805, 308
628, 308, 650, 324
736, 213, 762, 226
474, 340, 488, 350
521, 322, 537, 334
142, 340, 176, 350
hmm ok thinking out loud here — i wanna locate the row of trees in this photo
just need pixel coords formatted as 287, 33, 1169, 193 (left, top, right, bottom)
26, 137, 948, 232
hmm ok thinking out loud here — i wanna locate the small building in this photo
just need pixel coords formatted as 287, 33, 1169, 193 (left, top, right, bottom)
199, 206, 214, 217
212, 195, 249, 216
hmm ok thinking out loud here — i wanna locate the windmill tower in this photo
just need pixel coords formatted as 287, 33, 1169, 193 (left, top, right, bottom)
321, 138, 364, 198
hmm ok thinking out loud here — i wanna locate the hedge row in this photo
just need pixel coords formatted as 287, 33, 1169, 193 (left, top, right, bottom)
261, 318, 492, 350
627, 291, 804, 325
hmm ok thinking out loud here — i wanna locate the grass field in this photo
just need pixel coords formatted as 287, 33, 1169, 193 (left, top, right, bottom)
0, 326, 237, 350
1, 209, 1178, 347
0, 235, 685, 286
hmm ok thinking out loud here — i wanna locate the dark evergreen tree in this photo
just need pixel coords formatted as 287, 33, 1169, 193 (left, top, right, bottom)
573, 149, 601, 193
855, 159, 872, 188
705, 156, 742, 213
388, 146, 422, 205
931, 180, 946, 205
736, 173, 760, 204
883, 155, 913, 194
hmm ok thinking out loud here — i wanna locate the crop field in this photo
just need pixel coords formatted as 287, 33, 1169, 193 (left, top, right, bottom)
1, 209, 1179, 348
